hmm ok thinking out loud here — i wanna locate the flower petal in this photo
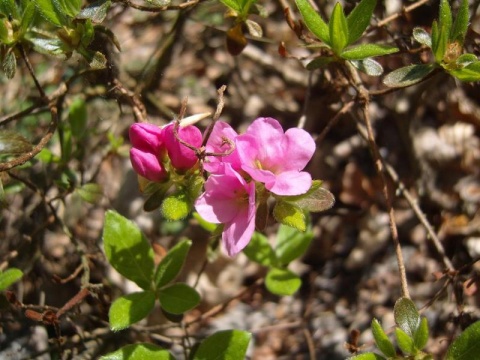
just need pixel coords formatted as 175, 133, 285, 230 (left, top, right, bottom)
163, 124, 202, 171
130, 148, 167, 182
129, 123, 164, 152
267, 170, 312, 196
283, 128, 316, 171
204, 121, 241, 173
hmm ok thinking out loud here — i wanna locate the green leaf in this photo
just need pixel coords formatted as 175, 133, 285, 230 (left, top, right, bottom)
0, 20, 9, 43
450, 0, 469, 45
193, 329, 251, 360
154, 238, 192, 289
2, 50, 16, 79
346, 0, 376, 44
329, 2, 349, 54
19, 2, 36, 36
395, 327, 416, 355
273, 201, 306, 232
109, 291, 156, 331
431, 20, 439, 59
77, 0, 111, 23
413, 27, 432, 47
102, 210, 155, 290
371, 319, 396, 358
295, 0, 329, 44
456, 54, 478, 67
341, 43, 398, 60
413, 317, 429, 350
0, 130, 32, 154
450, 60, 480, 81
281, 180, 335, 212
348, 354, 387, 360
100, 343, 175, 360
433, 0, 451, 62
350, 58, 383, 76
219, 0, 241, 13
158, 283, 200, 315
143, 182, 172, 212
0, 268, 23, 291
0, 0, 19, 18
161, 191, 191, 221
394, 297, 420, 337
243, 231, 277, 266
68, 98, 87, 137
57, 0, 81, 17
446, 320, 480, 360
33, 0, 66, 27
275, 224, 313, 265
29, 38, 68, 57
306, 56, 335, 70
75, 183, 103, 204
265, 267, 301, 296
383, 64, 436, 87
438, 0, 452, 42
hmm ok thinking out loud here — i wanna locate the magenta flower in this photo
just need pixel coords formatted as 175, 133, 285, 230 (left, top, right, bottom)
163, 123, 202, 171
236, 117, 315, 196
195, 165, 256, 256
129, 123, 167, 182
204, 121, 241, 174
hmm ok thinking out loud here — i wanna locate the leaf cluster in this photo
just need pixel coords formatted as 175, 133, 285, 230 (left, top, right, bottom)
384, 0, 479, 87
0, 0, 116, 78
102, 211, 201, 331
295, 0, 398, 75
243, 224, 314, 295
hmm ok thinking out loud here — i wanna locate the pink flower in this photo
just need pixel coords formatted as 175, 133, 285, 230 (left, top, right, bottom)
129, 123, 167, 182
195, 165, 256, 256
204, 121, 241, 174
236, 117, 315, 196
163, 123, 202, 171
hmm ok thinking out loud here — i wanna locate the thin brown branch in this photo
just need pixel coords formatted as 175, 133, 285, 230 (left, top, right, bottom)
0, 105, 58, 172
346, 62, 410, 299
374, 0, 431, 29
316, 101, 354, 144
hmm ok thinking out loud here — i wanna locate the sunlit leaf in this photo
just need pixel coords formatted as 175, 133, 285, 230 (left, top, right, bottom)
77, 0, 111, 23
243, 231, 277, 266
109, 291, 156, 331
350, 58, 383, 76
346, 0, 376, 44
445, 321, 480, 360
76, 183, 103, 204
100, 343, 174, 360
371, 319, 396, 358
0, 268, 23, 291
275, 224, 313, 265
413, 317, 429, 350
450, 60, 480, 81
295, 0, 329, 44
265, 267, 301, 296
394, 297, 420, 337
192, 330, 251, 360
383, 64, 436, 87
412, 27, 432, 47
33, 0, 65, 27
329, 2, 349, 54
395, 327, 416, 355
341, 44, 398, 60
103, 210, 155, 290
273, 201, 306, 232
450, 0, 469, 45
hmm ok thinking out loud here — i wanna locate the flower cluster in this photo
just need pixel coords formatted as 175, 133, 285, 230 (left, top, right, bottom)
129, 117, 316, 256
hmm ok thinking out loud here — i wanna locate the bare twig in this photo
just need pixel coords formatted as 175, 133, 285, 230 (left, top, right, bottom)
346, 62, 410, 299
0, 105, 58, 171
316, 101, 355, 144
